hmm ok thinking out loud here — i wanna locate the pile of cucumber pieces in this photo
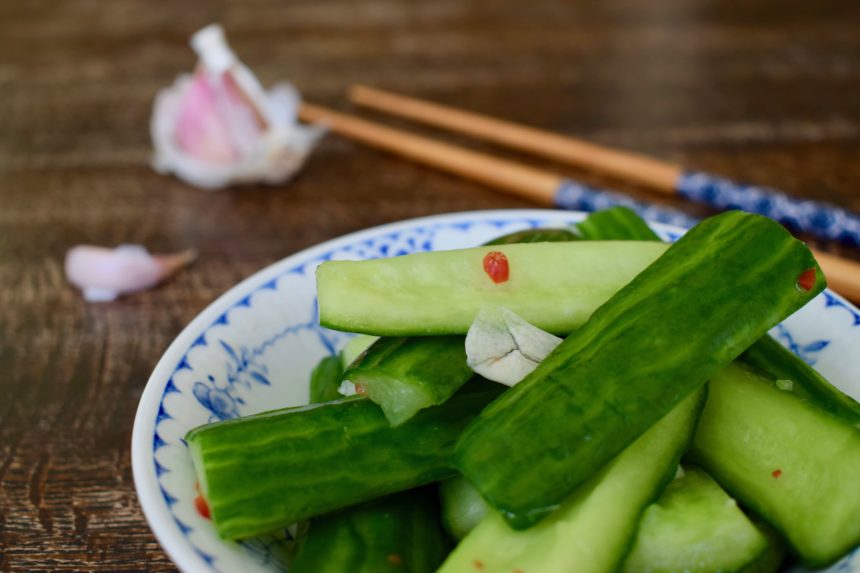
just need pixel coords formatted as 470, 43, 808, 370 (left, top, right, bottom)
186, 208, 860, 573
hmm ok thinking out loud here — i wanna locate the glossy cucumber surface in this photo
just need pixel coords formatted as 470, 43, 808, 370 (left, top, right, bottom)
438, 389, 705, 573
291, 488, 449, 573
689, 363, 860, 567
622, 466, 779, 573
317, 241, 668, 336
343, 335, 473, 426
584, 207, 860, 426
455, 212, 825, 529
185, 380, 503, 539
291, 358, 450, 572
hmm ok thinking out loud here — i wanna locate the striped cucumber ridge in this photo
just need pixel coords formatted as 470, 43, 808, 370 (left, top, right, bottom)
188, 384, 502, 539
455, 211, 825, 529
582, 207, 860, 427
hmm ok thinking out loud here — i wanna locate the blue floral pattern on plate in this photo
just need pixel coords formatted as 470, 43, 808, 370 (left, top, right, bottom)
132, 210, 860, 573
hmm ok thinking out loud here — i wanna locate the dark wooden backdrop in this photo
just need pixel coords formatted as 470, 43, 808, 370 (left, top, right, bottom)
2, 0, 859, 570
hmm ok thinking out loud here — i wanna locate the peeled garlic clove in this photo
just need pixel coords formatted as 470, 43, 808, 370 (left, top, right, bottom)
465, 307, 562, 386
65, 245, 197, 302
151, 24, 324, 190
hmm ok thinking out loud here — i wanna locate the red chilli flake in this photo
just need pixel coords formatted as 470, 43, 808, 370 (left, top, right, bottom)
387, 553, 403, 566
797, 268, 816, 292
483, 251, 509, 284
772, 469, 782, 479
355, 383, 368, 396
473, 560, 485, 571
194, 495, 211, 519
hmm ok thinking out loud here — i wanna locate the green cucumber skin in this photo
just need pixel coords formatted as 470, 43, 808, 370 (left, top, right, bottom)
438, 389, 705, 573
622, 466, 779, 573
309, 355, 345, 403
484, 227, 580, 245
741, 334, 860, 425
291, 488, 449, 573
689, 363, 860, 567
582, 207, 860, 426
576, 206, 662, 241
455, 211, 825, 530
317, 241, 669, 336
186, 381, 503, 540
293, 358, 449, 573
344, 335, 473, 426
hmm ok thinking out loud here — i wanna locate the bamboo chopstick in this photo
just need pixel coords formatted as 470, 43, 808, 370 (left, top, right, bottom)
298, 102, 860, 302
300, 103, 562, 205
349, 85, 860, 247
350, 84, 682, 192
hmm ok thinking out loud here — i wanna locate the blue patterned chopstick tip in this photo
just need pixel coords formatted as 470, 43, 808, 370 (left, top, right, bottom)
554, 179, 700, 229
677, 171, 860, 246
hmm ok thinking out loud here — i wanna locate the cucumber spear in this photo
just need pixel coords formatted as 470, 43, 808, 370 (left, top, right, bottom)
455, 211, 825, 529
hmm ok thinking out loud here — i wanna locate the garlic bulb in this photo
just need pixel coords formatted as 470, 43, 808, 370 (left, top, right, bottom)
151, 24, 323, 190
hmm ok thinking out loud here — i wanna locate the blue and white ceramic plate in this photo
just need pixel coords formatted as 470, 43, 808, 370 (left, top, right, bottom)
132, 209, 860, 573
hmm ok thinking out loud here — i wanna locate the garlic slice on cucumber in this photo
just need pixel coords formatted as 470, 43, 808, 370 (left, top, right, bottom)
466, 307, 561, 386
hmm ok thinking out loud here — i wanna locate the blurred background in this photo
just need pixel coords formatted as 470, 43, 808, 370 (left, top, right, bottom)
1, 0, 859, 569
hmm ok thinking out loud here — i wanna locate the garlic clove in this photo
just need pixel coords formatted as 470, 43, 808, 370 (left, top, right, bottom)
65, 245, 197, 302
465, 307, 562, 386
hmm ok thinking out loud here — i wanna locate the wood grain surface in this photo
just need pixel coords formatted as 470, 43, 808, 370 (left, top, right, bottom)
2, 0, 860, 570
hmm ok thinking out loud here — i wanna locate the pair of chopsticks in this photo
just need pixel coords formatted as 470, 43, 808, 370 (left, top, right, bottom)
299, 86, 860, 301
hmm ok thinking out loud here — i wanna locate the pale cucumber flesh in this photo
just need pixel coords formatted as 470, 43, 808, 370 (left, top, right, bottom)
690, 363, 860, 567
623, 466, 777, 573
317, 242, 668, 336
439, 475, 491, 541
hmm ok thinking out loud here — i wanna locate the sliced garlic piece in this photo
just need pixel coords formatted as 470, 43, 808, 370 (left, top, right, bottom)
465, 307, 562, 386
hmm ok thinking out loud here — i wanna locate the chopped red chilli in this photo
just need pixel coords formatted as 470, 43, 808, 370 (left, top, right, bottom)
195, 494, 211, 519
797, 268, 816, 291
483, 251, 509, 284
772, 469, 782, 479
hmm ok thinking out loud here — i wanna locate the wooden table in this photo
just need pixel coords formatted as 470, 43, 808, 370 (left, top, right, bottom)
2, 0, 859, 569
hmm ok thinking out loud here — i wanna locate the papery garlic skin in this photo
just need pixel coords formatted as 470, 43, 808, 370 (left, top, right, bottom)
65, 245, 197, 302
151, 24, 323, 190
465, 307, 562, 386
